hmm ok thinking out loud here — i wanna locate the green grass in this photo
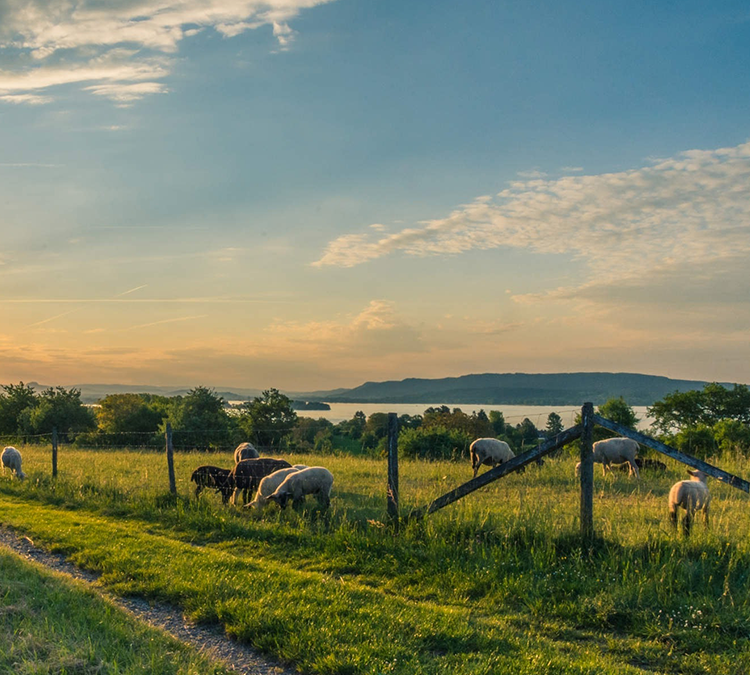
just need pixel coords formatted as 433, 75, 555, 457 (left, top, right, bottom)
0, 548, 233, 674
2, 446, 750, 674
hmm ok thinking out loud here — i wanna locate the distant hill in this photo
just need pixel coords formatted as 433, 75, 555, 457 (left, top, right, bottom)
19, 372, 741, 406
310, 372, 737, 406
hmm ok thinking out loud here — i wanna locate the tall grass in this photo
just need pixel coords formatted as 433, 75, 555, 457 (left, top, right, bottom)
2, 445, 750, 673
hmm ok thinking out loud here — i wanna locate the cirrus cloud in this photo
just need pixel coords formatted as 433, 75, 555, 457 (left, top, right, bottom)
0, 0, 336, 104
313, 141, 750, 290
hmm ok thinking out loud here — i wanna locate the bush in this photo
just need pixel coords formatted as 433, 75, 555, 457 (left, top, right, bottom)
398, 426, 473, 461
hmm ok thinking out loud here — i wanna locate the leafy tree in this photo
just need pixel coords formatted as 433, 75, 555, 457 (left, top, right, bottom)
238, 388, 298, 451
0, 382, 38, 435
288, 417, 333, 453
597, 396, 639, 430
648, 384, 750, 434
168, 386, 236, 450
713, 419, 750, 455
488, 410, 505, 436
18, 387, 96, 441
398, 426, 473, 461
97, 393, 166, 434
672, 425, 717, 460
545, 412, 564, 438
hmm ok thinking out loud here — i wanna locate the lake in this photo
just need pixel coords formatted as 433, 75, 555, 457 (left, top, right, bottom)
294, 402, 654, 430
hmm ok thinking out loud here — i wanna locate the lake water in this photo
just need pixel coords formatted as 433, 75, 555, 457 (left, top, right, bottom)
294, 402, 654, 430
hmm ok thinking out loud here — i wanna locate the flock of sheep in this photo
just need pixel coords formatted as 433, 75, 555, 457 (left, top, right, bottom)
469, 436, 710, 536
190, 442, 334, 512
2, 436, 711, 534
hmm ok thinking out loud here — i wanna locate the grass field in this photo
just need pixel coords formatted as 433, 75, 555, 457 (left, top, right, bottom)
2, 445, 750, 674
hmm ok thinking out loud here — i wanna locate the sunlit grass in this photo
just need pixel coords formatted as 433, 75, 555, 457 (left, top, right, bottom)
2, 444, 750, 673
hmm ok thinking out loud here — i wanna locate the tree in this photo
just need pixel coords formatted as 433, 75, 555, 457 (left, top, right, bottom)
0, 382, 38, 435
97, 393, 166, 434
18, 386, 96, 440
545, 412, 564, 438
398, 426, 473, 461
168, 386, 236, 450
648, 384, 750, 434
239, 388, 298, 450
597, 397, 639, 430
489, 410, 505, 436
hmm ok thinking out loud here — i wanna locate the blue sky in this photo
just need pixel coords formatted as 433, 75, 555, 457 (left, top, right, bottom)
1, 0, 749, 391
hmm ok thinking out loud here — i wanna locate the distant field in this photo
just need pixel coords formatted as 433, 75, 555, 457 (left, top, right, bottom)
2, 446, 750, 674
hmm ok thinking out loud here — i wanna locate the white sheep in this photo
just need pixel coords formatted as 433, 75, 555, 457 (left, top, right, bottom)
1, 446, 26, 480
233, 442, 259, 463
244, 465, 308, 510
267, 466, 334, 510
669, 469, 710, 535
575, 437, 640, 478
470, 438, 515, 478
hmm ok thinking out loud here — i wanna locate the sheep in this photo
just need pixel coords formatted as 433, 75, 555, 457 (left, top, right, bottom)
244, 465, 308, 510
669, 469, 710, 536
267, 466, 334, 510
230, 457, 292, 506
233, 441, 259, 463
470, 438, 515, 478
190, 465, 233, 504
617, 457, 667, 474
1, 446, 26, 480
575, 437, 640, 478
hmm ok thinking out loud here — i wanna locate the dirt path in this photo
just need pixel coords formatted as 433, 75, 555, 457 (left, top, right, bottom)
0, 525, 297, 675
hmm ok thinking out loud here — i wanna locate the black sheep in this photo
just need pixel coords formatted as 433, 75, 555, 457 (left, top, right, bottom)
190, 465, 234, 504
230, 458, 292, 505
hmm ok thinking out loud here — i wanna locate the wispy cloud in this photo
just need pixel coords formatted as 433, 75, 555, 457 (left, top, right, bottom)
313, 141, 750, 291
115, 284, 148, 297
126, 314, 207, 330
0, 0, 336, 104
25, 309, 79, 328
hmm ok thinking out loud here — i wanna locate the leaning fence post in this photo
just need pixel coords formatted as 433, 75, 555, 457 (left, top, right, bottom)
165, 423, 176, 495
580, 401, 594, 540
386, 412, 399, 525
52, 427, 58, 478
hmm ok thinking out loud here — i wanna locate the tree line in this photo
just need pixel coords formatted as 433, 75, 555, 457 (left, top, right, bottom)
1, 381, 748, 460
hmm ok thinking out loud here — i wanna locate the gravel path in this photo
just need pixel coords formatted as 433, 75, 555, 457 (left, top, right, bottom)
0, 525, 297, 675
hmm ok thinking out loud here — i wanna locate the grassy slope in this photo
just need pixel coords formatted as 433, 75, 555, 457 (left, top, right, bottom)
1, 447, 750, 674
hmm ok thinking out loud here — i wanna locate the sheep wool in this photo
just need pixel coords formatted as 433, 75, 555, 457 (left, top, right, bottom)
233, 442, 260, 463
1, 446, 26, 480
470, 438, 515, 478
245, 466, 308, 509
268, 466, 334, 510
669, 469, 710, 536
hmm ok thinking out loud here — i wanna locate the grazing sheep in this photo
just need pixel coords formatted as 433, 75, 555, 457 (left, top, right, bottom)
617, 457, 667, 473
669, 469, 710, 536
575, 437, 640, 478
190, 465, 233, 504
230, 457, 292, 506
233, 442, 259, 463
470, 438, 515, 478
245, 465, 308, 510
1, 446, 26, 480
267, 466, 334, 510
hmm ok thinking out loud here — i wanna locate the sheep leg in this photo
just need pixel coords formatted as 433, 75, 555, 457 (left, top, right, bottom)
683, 510, 692, 537
704, 505, 710, 529
195, 484, 203, 498
629, 460, 640, 479
669, 507, 678, 529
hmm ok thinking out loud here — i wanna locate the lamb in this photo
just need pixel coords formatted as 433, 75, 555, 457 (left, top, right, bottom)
233, 441, 259, 463
190, 465, 233, 504
669, 469, 710, 536
267, 466, 334, 510
230, 457, 292, 506
244, 465, 308, 510
470, 438, 515, 478
1, 446, 26, 480
575, 437, 640, 478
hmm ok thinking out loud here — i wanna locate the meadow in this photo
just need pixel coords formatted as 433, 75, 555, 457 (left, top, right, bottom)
2, 445, 750, 674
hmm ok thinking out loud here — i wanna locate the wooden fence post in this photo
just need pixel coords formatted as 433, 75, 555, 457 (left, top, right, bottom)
166, 423, 176, 495
580, 402, 594, 540
52, 427, 58, 479
386, 412, 399, 525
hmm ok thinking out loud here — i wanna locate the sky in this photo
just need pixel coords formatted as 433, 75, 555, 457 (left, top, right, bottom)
1, 0, 749, 393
